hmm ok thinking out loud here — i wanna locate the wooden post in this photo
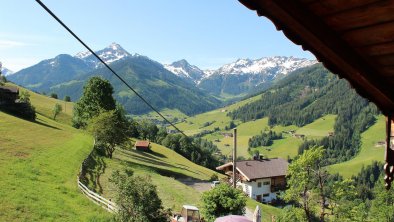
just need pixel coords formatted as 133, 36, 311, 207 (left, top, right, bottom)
233, 128, 237, 188
384, 114, 394, 189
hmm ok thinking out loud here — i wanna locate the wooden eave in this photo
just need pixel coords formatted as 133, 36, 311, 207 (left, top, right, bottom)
238, 0, 394, 115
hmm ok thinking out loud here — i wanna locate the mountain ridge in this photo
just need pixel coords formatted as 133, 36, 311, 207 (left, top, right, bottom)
8, 43, 317, 114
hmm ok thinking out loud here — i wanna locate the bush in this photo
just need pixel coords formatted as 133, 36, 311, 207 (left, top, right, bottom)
201, 184, 246, 222
110, 170, 169, 222
210, 173, 219, 181
50, 93, 58, 99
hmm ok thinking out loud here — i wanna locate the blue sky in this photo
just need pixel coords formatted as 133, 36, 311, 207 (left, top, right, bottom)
0, 0, 314, 71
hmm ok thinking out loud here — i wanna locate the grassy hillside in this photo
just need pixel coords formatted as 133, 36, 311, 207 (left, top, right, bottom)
328, 115, 385, 178
199, 114, 335, 159
0, 112, 110, 221
295, 114, 336, 138
132, 108, 188, 123
90, 140, 219, 211
175, 94, 261, 136
7, 83, 74, 125
89, 140, 283, 221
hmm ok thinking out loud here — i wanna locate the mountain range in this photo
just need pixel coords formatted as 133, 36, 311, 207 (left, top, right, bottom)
8, 43, 316, 115
164, 57, 316, 96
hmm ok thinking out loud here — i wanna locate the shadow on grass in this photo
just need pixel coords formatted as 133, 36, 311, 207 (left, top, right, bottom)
118, 148, 166, 162
80, 151, 107, 194
117, 158, 202, 180
0, 108, 61, 130
34, 119, 61, 130
115, 150, 200, 176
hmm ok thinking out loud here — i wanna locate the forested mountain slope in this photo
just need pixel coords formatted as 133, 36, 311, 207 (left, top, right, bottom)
229, 64, 379, 165
49, 56, 220, 115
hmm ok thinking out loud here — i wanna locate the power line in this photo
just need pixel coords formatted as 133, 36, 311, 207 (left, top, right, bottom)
35, 0, 187, 137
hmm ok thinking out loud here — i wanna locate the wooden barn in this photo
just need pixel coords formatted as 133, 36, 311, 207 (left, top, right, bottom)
135, 141, 150, 152
0, 86, 19, 106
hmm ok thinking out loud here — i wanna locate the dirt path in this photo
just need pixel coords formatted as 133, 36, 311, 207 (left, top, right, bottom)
178, 179, 211, 193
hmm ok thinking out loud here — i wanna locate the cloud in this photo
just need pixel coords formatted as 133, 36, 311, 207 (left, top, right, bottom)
0, 40, 29, 49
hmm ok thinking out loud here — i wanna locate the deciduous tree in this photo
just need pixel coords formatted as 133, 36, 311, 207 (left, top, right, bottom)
64, 95, 71, 102
283, 147, 327, 222
50, 93, 58, 99
110, 169, 168, 222
52, 103, 62, 120
72, 76, 116, 128
201, 183, 246, 222
88, 109, 129, 158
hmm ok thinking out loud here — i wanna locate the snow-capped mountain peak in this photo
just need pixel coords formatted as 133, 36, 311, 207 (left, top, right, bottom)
164, 59, 205, 84
74, 42, 131, 68
215, 56, 316, 76
164, 56, 317, 86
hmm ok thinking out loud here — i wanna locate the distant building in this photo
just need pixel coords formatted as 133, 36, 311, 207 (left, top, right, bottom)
376, 141, 386, 147
221, 132, 234, 138
135, 141, 150, 151
216, 158, 288, 203
293, 134, 305, 139
0, 86, 19, 106
167, 129, 178, 134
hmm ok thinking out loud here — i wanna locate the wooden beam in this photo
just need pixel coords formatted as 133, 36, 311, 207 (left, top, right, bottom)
308, 0, 381, 16
238, 0, 394, 114
324, 1, 394, 32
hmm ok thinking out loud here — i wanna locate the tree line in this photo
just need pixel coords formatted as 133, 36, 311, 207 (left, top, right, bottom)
248, 130, 282, 147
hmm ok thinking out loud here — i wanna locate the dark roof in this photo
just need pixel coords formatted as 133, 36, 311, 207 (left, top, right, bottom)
135, 141, 150, 147
0, 86, 19, 93
217, 158, 288, 181
238, 0, 394, 115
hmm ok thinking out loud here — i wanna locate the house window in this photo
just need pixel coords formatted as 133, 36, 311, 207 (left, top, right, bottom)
263, 193, 269, 197
263, 181, 270, 185
257, 182, 262, 187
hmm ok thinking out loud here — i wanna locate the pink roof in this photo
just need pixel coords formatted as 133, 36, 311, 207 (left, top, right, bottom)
214, 215, 252, 222
135, 141, 150, 147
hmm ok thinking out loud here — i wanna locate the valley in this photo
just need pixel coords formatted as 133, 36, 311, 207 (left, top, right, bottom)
1, 47, 388, 222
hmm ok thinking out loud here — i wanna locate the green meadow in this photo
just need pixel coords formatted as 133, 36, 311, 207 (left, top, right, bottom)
0, 112, 110, 221
89, 140, 221, 211
200, 114, 336, 159
328, 115, 385, 178
175, 94, 261, 136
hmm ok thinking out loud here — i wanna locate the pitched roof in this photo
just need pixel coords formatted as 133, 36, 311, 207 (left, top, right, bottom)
217, 158, 288, 181
135, 141, 150, 147
0, 86, 19, 93
238, 0, 394, 115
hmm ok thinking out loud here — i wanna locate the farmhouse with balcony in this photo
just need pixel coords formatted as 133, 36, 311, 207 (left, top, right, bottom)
216, 157, 288, 203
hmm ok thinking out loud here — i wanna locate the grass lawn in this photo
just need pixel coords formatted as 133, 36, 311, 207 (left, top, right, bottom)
175, 95, 262, 136
0, 112, 110, 221
91, 140, 221, 211
132, 108, 189, 123
7, 83, 74, 125
296, 114, 336, 138
328, 115, 385, 178
255, 136, 302, 159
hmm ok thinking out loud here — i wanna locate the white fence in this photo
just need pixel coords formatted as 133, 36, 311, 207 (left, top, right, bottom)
77, 178, 118, 213
77, 139, 118, 213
